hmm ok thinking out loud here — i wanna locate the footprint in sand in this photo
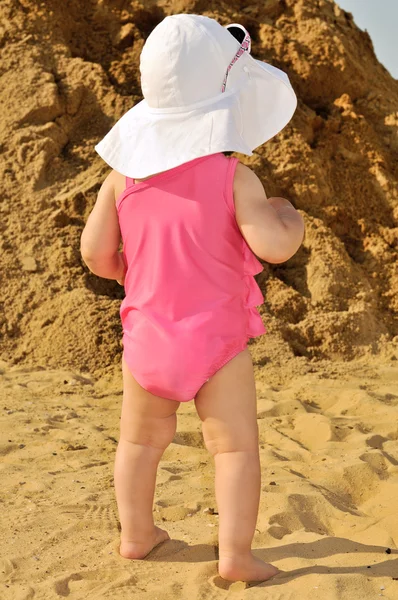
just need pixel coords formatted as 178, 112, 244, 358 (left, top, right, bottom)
53, 570, 138, 598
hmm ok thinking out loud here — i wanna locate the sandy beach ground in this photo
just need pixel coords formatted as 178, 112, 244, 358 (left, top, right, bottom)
1, 0, 398, 598
2, 355, 398, 600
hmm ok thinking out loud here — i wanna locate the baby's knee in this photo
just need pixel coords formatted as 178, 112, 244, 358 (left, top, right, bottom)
203, 431, 259, 457
156, 413, 178, 449
121, 413, 177, 451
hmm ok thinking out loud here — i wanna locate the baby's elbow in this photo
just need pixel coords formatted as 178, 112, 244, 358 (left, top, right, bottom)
80, 232, 90, 261
80, 241, 97, 270
264, 249, 298, 264
249, 242, 291, 264
80, 246, 92, 266
260, 249, 296, 264
80, 254, 101, 277
259, 233, 305, 264
80, 236, 98, 265
80, 251, 94, 272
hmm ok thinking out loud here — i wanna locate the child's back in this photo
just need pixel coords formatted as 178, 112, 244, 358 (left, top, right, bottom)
116, 152, 267, 402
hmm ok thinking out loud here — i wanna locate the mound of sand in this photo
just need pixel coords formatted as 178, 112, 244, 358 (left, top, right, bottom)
1, 0, 398, 376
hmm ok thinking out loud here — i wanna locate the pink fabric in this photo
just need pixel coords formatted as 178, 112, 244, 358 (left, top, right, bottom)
116, 152, 266, 401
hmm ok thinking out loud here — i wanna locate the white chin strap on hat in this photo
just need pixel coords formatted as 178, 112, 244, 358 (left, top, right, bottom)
221, 23, 252, 93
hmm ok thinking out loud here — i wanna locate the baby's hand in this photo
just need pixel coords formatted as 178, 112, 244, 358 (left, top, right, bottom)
116, 251, 127, 286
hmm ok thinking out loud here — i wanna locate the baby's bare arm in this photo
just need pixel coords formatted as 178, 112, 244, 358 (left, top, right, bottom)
80, 170, 127, 281
233, 162, 305, 264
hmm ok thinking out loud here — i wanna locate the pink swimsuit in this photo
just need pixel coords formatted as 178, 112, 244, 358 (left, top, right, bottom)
116, 152, 266, 401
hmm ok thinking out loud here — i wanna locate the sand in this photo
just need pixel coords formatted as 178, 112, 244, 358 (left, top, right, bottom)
1, 0, 397, 372
1, 0, 398, 597
2, 357, 398, 599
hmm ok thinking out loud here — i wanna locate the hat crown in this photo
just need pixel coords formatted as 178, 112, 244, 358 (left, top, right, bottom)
140, 14, 243, 108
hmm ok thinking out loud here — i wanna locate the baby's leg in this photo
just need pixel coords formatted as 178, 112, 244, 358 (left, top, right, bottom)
195, 348, 280, 582
114, 355, 180, 559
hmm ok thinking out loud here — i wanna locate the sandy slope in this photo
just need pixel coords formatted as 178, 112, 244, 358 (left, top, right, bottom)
1, 356, 398, 600
1, 0, 397, 374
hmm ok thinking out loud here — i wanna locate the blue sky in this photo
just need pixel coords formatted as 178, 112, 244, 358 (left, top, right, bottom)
336, 0, 398, 78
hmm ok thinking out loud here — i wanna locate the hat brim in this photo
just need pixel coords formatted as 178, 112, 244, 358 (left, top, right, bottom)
95, 53, 297, 178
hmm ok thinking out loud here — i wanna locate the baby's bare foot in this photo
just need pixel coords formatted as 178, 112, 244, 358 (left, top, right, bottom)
218, 553, 280, 582
119, 526, 170, 559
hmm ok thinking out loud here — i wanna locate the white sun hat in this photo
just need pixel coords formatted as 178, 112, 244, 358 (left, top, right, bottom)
95, 13, 297, 178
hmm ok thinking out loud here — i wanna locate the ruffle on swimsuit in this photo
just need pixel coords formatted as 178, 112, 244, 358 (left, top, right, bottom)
242, 239, 266, 338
